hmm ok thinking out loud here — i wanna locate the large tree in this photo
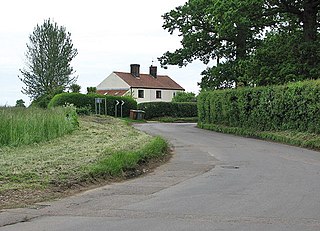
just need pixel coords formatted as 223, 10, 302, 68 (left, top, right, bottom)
265, 0, 320, 77
19, 19, 78, 101
158, 0, 267, 88
160, 0, 320, 89
266, 0, 320, 42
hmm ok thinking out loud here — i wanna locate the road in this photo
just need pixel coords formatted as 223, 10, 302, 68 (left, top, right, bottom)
1, 123, 320, 230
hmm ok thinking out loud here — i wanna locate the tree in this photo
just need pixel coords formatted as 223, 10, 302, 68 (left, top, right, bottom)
70, 83, 81, 93
160, 0, 320, 89
200, 61, 239, 90
15, 99, 26, 107
172, 92, 197, 102
239, 31, 320, 86
19, 19, 78, 101
264, 0, 320, 76
265, 0, 320, 43
159, 0, 267, 88
87, 87, 97, 94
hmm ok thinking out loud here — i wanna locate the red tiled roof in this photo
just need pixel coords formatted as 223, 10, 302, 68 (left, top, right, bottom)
114, 72, 185, 90
96, 89, 128, 96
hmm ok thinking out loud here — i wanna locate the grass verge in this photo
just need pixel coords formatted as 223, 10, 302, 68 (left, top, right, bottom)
198, 123, 320, 151
119, 117, 147, 125
151, 117, 198, 123
88, 136, 168, 178
119, 117, 198, 124
0, 116, 169, 209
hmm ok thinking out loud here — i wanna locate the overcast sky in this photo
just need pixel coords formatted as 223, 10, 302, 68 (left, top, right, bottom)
0, 0, 208, 106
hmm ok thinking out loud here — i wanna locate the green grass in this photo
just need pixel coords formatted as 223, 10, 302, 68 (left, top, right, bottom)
0, 106, 78, 147
0, 116, 168, 208
119, 117, 147, 125
89, 136, 167, 177
198, 123, 320, 151
119, 116, 198, 124
152, 117, 198, 123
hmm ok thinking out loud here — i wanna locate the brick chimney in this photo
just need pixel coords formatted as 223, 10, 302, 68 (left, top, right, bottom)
130, 64, 140, 77
149, 65, 157, 78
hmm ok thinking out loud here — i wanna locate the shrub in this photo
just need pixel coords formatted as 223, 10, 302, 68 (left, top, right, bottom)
48, 93, 137, 117
138, 102, 198, 119
198, 79, 320, 134
30, 94, 53, 108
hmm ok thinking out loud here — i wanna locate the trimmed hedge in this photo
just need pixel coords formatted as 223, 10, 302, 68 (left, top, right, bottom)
138, 102, 198, 119
48, 93, 137, 117
198, 80, 320, 134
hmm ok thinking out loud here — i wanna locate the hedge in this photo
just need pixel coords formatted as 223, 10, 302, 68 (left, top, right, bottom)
198, 79, 320, 134
48, 93, 137, 117
138, 102, 198, 119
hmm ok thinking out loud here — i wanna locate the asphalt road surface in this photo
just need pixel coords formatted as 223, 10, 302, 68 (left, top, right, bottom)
1, 123, 320, 230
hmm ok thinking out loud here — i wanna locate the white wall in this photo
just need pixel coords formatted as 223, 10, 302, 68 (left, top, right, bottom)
97, 72, 130, 90
131, 88, 184, 104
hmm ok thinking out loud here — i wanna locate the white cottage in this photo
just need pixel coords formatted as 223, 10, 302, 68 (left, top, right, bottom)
96, 64, 185, 103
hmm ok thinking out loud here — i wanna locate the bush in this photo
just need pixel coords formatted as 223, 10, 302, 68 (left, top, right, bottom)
138, 102, 198, 119
198, 79, 320, 134
48, 93, 137, 117
30, 94, 53, 108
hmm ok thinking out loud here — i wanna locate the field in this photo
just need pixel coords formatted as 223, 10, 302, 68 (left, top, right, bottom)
0, 106, 78, 147
0, 115, 168, 208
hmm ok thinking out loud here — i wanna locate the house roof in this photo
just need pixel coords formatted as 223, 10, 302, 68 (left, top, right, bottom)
96, 89, 128, 96
113, 72, 185, 90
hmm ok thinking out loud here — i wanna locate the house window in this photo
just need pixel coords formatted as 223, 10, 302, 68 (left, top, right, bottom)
156, 90, 162, 99
173, 92, 176, 97
138, 90, 144, 98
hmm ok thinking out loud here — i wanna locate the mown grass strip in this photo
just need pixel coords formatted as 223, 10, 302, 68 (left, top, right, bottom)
198, 123, 320, 151
0, 116, 169, 208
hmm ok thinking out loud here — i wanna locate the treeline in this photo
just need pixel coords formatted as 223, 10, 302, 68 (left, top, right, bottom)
159, 0, 320, 89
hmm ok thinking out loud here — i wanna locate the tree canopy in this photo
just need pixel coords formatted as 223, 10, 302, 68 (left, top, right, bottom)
19, 19, 78, 101
159, 0, 320, 89
172, 92, 197, 102
15, 99, 26, 108
70, 83, 81, 93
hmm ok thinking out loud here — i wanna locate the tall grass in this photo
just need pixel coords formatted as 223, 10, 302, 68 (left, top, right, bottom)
0, 106, 78, 147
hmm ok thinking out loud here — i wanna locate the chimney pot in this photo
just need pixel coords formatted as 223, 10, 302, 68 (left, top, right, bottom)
149, 65, 157, 78
130, 64, 140, 77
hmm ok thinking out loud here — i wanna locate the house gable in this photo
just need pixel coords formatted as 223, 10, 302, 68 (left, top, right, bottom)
97, 72, 130, 90
96, 89, 129, 96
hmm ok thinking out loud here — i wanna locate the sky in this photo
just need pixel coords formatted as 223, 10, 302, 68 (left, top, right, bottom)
0, 0, 208, 106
